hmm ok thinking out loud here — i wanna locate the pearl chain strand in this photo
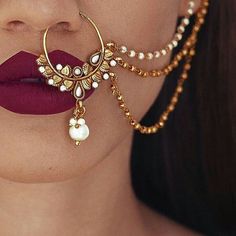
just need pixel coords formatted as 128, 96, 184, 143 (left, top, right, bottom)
116, 0, 195, 61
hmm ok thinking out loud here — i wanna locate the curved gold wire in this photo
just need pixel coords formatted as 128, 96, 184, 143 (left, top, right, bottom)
43, 11, 105, 82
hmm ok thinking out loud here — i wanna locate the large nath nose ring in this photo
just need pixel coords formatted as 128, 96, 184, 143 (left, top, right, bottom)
36, 12, 117, 146
37, 12, 116, 100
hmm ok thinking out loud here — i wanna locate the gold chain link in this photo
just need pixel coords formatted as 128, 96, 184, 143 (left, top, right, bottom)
110, 54, 193, 134
73, 100, 86, 119
109, 0, 209, 134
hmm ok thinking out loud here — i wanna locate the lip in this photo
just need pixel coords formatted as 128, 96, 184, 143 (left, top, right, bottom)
0, 50, 94, 115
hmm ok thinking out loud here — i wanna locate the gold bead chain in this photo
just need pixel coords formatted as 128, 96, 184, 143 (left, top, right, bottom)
110, 54, 193, 134
109, 0, 209, 134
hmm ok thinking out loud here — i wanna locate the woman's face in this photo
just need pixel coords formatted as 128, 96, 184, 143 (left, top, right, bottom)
0, 0, 194, 183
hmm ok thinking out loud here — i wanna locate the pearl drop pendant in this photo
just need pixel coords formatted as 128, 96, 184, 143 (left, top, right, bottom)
69, 117, 90, 145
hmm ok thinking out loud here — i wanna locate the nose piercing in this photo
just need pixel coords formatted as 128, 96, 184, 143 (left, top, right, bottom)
37, 12, 117, 146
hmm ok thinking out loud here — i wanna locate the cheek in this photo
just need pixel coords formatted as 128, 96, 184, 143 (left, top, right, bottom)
80, 0, 179, 46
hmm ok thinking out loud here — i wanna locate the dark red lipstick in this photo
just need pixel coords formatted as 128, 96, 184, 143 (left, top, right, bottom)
0, 50, 93, 115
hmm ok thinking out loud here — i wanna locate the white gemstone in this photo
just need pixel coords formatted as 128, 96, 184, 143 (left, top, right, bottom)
110, 60, 117, 67
69, 125, 90, 141
74, 68, 82, 76
92, 82, 99, 89
103, 73, 110, 80
128, 50, 136, 58
75, 86, 82, 97
39, 66, 45, 73
56, 64, 63, 71
91, 54, 100, 64
138, 52, 145, 60
77, 118, 86, 125
60, 85, 67, 92
120, 46, 128, 54
69, 118, 77, 126
48, 79, 54, 85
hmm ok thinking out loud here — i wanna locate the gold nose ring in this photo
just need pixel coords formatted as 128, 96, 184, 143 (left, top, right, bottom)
36, 12, 116, 145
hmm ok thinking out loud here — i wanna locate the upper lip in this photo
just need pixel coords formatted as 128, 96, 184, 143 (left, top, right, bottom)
0, 50, 84, 83
0, 51, 41, 83
0, 50, 92, 115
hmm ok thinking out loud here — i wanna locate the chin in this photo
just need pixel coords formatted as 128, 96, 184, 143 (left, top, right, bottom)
0, 126, 118, 184
0, 117, 127, 184
0, 145, 96, 184
0, 145, 107, 184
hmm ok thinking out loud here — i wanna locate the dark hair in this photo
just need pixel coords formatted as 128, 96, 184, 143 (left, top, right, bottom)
131, 1, 236, 235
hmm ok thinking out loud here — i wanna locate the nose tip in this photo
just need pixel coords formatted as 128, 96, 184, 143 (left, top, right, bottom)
0, 0, 81, 32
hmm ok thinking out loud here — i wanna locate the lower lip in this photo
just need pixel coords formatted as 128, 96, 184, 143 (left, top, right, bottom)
0, 81, 93, 115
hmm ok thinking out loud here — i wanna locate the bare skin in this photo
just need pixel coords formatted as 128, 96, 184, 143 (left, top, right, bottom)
0, 0, 201, 235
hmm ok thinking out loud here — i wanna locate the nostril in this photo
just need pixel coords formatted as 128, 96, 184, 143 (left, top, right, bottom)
5, 20, 75, 32
6, 20, 27, 31
53, 22, 72, 31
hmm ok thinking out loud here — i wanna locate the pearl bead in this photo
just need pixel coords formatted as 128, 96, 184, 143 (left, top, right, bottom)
48, 79, 54, 85
183, 18, 190, 26
69, 118, 77, 126
56, 64, 63, 71
161, 49, 167, 56
103, 73, 110, 80
119, 46, 128, 54
128, 50, 136, 58
168, 44, 173, 50
92, 82, 99, 89
60, 85, 67, 92
78, 118, 86, 125
154, 51, 161, 58
189, 1, 195, 8
188, 9, 194, 15
69, 125, 90, 141
39, 66, 45, 73
138, 52, 145, 60
74, 68, 82, 76
146, 52, 154, 60
178, 25, 185, 33
110, 60, 117, 67
172, 40, 178, 47
175, 33, 183, 41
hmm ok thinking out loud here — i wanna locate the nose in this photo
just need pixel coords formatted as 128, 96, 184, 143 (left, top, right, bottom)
0, 0, 81, 32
